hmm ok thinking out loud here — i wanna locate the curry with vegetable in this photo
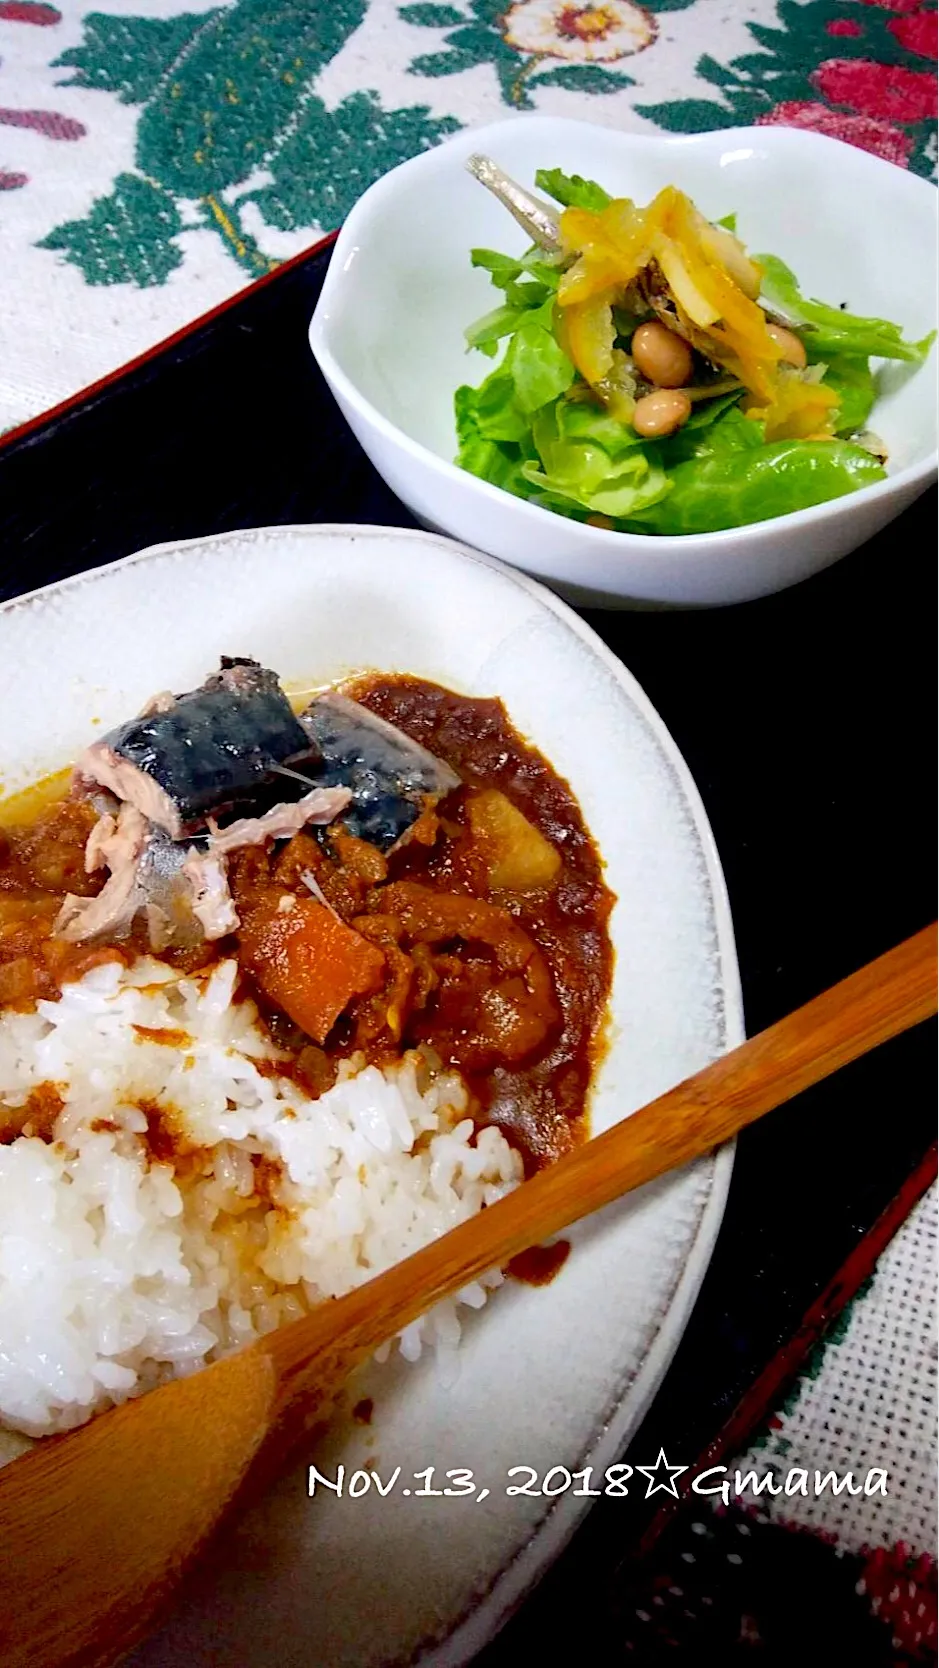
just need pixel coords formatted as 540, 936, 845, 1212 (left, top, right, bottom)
0, 674, 614, 1172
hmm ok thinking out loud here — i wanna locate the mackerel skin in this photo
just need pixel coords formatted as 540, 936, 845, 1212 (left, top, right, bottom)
300, 692, 460, 851
91, 663, 316, 836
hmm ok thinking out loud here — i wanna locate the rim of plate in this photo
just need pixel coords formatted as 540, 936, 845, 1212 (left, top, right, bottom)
0, 523, 744, 1665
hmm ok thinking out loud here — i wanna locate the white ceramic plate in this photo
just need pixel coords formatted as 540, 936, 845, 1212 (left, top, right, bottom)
0, 525, 742, 1666
310, 117, 938, 607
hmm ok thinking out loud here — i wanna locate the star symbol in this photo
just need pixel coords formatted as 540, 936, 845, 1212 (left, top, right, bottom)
635, 1447, 688, 1500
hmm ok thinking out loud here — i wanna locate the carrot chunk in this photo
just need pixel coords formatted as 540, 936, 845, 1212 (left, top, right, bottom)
240, 895, 386, 1044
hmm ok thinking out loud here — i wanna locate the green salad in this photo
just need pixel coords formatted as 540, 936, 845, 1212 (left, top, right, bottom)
455, 163, 933, 537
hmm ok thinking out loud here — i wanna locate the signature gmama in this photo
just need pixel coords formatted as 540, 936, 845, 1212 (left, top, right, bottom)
692, 1466, 889, 1506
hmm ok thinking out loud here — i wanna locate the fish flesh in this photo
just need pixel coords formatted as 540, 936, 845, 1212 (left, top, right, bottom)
54, 806, 150, 942
84, 811, 120, 874
183, 849, 239, 939
138, 831, 207, 950
64, 802, 354, 949
56, 815, 210, 950
298, 693, 460, 851
74, 658, 319, 839
137, 690, 176, 718
59, 658, 353, 948
206, 785, 352, 855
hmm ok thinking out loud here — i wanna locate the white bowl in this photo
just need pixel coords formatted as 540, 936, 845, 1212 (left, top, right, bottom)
1, 524, 741, 1666
309, 116, 937, 609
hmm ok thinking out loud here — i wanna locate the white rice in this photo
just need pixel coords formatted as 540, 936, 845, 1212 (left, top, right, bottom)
0, 958, 523, 1438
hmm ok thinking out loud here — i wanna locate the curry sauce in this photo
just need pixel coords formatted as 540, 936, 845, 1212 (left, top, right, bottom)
349, 677, 615, 1169
0, 677, 614, 1171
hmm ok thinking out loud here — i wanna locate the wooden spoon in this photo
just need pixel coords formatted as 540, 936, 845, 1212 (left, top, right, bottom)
0, 923, 935, 1668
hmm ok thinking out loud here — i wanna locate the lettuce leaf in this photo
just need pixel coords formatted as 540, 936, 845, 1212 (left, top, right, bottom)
521, 399, 670, 520
460, 369, 529, 443
657, 394, 755, 464
815, 353, 878, 436
624, 439, 885, 535
470, 247, 562, 296
534, 168, 612, 211
758, 254, 934, 364
455, 308, 576, 464
454, 384, 533, 496
457, 378, 669, 521
465, 248, 563, 353
503, 301, 576, 412
465, 302, 529, 357
457, 374, 886, 533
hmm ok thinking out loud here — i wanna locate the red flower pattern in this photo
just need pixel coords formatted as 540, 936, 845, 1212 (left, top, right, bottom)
0, 0, 82, 194
0, 107, 86, 139
812, 55, 937, 120
859, 1545, 938, 1660
755, 98, 914, 166
0, 2, 60, 20
826, 16, 865, 34
888, 8, 939, 55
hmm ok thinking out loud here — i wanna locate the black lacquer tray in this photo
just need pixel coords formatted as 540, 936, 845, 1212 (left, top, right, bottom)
1, 236, 935, 1664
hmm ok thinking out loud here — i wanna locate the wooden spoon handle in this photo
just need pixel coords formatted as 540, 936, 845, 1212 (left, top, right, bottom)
268, 923, 937, 1397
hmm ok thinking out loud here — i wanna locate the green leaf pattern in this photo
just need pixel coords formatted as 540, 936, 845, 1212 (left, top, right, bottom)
242, 91, 459, 234
54, 11, 221, 106
40, 0, 461, 284
36, 0, 936, 290
41, 173, 186, 286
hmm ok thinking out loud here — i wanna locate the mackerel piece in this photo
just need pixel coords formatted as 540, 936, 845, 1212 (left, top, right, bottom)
299, 693, 460, 850
138, 832, 208, 950
75, 658, 319, 839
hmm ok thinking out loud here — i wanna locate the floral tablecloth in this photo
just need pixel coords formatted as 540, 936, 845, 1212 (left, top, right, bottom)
0, 0, 936, 1652
0, 0, 935, 429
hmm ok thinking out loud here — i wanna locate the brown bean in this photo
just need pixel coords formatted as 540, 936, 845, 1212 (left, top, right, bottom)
632, 389, 692, 439
630, 321, 694, 389
766, 323, 807, 369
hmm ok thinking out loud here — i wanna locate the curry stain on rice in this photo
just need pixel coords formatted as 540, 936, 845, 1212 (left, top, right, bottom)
253, 1045, 337, 1101
0, 1080, 64, 1143
137, 1097, 201, 1166
133, 1024, 192, 1048
251, 1152, 286, 1207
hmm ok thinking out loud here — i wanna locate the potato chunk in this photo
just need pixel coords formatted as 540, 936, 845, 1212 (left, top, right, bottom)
466, 790, 561, 892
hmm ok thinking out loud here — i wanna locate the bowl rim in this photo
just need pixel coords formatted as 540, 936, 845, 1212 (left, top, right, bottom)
310, 115, 938, 558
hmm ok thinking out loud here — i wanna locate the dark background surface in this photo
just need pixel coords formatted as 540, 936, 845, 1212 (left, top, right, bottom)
1, 239, 935, 1662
